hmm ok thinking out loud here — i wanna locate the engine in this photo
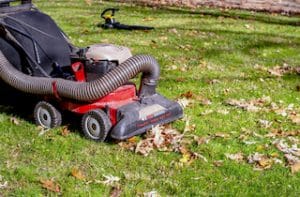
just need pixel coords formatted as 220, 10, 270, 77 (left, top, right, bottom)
83, 44, 132, 81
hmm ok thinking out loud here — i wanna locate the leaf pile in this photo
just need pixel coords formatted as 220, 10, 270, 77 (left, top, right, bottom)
254, 64, 300, 77
119, 125, 183, 157
226, 96, 300, 125
273, 139, 300, 173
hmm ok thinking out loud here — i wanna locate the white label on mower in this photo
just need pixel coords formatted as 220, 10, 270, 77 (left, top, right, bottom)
139, 104, 166, 121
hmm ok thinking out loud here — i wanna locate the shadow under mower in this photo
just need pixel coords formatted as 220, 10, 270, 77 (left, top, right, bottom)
0, 0, 183, 141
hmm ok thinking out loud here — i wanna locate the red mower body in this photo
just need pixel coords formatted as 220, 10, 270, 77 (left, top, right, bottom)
60, 84, 137, 126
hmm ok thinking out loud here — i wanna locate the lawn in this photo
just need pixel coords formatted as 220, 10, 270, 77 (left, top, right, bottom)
1, 0, 300, 196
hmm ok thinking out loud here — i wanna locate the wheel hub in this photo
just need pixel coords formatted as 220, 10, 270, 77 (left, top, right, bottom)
37, 107, 51, 128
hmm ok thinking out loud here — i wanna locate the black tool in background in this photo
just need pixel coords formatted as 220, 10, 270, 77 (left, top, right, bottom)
100, 8, 154, 31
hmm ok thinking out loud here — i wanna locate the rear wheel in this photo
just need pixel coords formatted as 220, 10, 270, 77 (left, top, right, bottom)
81, 109, 112, 142
34, 101, 62, 128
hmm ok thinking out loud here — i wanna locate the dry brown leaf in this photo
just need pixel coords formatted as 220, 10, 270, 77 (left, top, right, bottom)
214, 132, 230, 138
248, 153, 273, 170
40, 179, 60, 193
85, 0, 92, 6
258, 158, 273, 169
258, 119, 272, 128
102, 175, 120, 186
71, 168, 86, 180
225, 152, 244, 162
110, 186, 122, 197
135, 139, 153, 156
213, 160, 224, 167
179, 146, 206, 164
285, 154, 300, 165
289, 114, 300, 124
177, 98, 191, 109
200, 98, 212, 106
118, 141, 136, 151
226, 96, 271, 112
265, 129, 299, 138
180, 91, 194, 99
183, 117, 195, 133
10, 117, 20, 125
194, 136, 210, 145
61, 126, 70, 137
268, 64, 295, 77
291, 162, 300, 174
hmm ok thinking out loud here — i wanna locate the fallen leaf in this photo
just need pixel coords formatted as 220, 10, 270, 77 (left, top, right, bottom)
225, 152, 244, 162
177, 98, 191, 109
183, 117, 196, 133
214, 132, 230, 138
127, 137, 138, 143
213, 160, 224, 167
199, 98, 212, 105
243, 140, 257, 145
40, 179, 60, 193
273, 139, 300, 157
258, 119, 272, 128
200, 109, 213, 115
258, 158, 273, 169
37, 126, 49, 136
102, 175, 120, 186
61, 126, 70, 137
10, 117, 20, 125
291, 162, 300, 174
144, 191, 158, 197
71, 168, 85, 180
85, 0, 92, 6
248, 153, 273, 170
135, 139, 154, 156
110, 186, 122, 197
194, 136, 210, 145
285, 154, 300, 165
180, 91, 194, 99
216, 109, 229, 115
0, 180, 8, 189
226, 96, 271, 112
289, 114, 300, 124
267, 64, 295, 77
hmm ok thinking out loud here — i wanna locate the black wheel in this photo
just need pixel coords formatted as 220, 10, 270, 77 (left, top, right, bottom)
81, 109, 112, 142
34, 101, 62, 128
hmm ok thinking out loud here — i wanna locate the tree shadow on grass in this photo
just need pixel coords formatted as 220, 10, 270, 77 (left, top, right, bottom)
157, 21, 300, 64
153, 6, 300, 27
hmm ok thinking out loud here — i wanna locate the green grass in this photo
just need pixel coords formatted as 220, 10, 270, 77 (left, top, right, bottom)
1, 0, 300, 196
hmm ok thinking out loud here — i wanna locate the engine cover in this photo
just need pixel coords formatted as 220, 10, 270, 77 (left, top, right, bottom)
85, 44, 132, 63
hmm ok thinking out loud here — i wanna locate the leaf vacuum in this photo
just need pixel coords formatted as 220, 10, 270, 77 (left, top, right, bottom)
0, 0, 183, 141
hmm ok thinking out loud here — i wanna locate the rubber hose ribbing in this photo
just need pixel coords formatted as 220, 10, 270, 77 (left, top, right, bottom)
0, 51, 160, 102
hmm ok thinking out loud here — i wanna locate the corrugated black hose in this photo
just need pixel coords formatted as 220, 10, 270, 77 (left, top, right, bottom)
0, 51, 160, 102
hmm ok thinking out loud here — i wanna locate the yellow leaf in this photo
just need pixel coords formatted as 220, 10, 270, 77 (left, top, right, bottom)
256, 145, 265, 151
71, 168, 85, 180
180, 153, 191, 163
258, 158, 272, 168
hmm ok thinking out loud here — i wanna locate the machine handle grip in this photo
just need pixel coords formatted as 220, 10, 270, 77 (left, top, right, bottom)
100, 8, 119, 19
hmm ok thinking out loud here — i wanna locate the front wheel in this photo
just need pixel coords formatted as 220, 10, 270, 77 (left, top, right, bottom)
34, 101, 62, 128
81, 109, 112, 142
